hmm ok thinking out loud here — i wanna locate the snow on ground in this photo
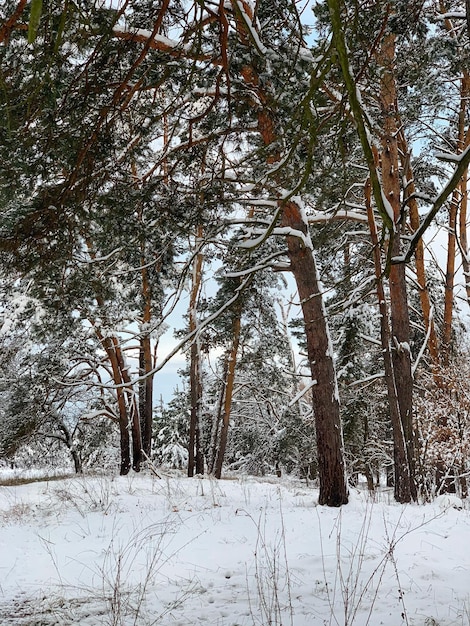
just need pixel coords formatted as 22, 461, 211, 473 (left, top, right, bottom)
0, 470, 469, 626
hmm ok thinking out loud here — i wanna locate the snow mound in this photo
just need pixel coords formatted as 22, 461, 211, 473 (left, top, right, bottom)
434, 494, 464, 510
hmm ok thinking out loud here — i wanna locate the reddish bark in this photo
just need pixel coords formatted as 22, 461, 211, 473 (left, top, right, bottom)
228, 2, 348, 504
0, 1, 27, 44
378, 32, 417, 500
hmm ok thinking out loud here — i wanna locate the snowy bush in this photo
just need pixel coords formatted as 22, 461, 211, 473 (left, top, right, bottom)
415, 366, 470, 499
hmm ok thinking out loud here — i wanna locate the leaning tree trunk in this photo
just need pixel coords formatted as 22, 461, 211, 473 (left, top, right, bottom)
99, 332, 132, 475
281, 201, 348, 506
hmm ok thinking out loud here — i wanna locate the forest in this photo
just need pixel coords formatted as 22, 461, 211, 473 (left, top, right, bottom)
1, 0, 470, 508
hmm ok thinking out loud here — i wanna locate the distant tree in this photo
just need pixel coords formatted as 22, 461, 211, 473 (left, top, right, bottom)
153, 391, 189, 470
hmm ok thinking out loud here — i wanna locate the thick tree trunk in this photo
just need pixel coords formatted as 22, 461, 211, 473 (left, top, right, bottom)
388, 246, 416, 498
379, 32, 417, 500
282, 201, 348, 506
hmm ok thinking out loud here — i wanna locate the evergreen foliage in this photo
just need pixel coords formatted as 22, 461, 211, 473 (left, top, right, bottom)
1, 0, 470, 501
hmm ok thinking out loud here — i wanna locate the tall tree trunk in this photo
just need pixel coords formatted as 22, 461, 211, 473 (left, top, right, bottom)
379, 32, 417, 500
327, 2, 415, 501
139, 269, 154, 458
281, 201, 348, 506
366, 182, 412, 502
134, 154, 155, 460
188, 224, 205, 476
225, 0, 348, 504
442, 193, 459, 364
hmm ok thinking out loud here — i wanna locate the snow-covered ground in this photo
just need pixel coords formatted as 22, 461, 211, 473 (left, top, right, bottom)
0, 470, 469, 625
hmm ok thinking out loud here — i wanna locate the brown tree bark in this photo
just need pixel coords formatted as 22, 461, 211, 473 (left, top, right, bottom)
443, 192, 459, 364
0, 1, 27, 44
227, 2, 348, 505
188, 224, 205, 477
139, 262, 154, 459
281, 201, 348, 506
459, 155, 470, 303
366, 181, 412, 502
378, 32, 417, 500
94, 329, 132, 475
442, 73, 470, 360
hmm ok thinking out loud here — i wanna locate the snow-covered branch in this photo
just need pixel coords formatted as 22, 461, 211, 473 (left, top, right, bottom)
396, 144, 470, 263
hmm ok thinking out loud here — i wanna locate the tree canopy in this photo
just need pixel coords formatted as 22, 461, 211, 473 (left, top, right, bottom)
1, 0, 470, 505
